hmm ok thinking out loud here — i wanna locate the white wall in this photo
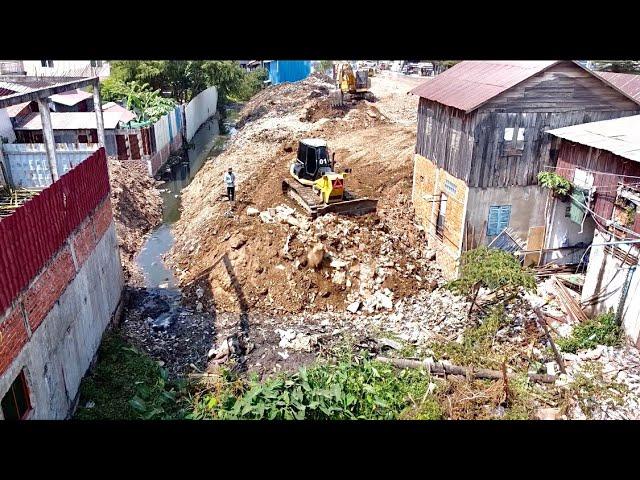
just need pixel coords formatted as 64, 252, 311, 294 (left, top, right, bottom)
0, 108, 16, 144
185, 86, 218, 141
545, 196, 596, 265
582, 229, 640, 345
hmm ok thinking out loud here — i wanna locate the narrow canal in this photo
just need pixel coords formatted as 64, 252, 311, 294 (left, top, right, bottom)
135, 110, 238, 288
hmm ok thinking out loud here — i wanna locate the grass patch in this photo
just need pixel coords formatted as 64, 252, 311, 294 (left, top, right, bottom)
556, 311, 621, 353
74, 332, 186, 420
187, 353, 443, 420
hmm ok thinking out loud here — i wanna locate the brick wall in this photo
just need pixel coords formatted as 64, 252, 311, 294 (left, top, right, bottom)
0, 309, 28, 376
413, 153, 469, 278
0, 196, 115, 377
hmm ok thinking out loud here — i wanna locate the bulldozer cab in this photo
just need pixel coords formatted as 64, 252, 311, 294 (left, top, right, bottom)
297, 139, 331, 180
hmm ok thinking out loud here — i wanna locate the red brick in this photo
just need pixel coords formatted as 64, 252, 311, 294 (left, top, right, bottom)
93, 198, 114, 240
72, 218, 97, 267
23, 247, 75, 332
0, 308, 28, 376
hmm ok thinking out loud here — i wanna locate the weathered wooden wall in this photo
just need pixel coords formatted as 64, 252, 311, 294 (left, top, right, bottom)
555, 141, 640, 235
415, 61, 640, 189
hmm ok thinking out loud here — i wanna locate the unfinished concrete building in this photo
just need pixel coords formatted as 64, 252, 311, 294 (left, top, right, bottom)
410, 60, 640, 278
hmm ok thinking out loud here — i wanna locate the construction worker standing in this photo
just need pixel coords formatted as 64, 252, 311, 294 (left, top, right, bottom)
224, 167, 236, 202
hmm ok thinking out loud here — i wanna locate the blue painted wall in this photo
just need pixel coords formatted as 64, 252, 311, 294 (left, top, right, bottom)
265, 61, 311, 85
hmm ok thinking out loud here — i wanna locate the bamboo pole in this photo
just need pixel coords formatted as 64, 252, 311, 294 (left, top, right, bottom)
376, 356, 556, 384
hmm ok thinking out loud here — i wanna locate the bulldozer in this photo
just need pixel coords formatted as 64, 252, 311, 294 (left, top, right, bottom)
281, 139, 377, 218
330, 62, 375, 106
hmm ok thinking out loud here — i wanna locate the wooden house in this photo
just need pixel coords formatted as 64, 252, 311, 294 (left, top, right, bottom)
410, 60, 640, 278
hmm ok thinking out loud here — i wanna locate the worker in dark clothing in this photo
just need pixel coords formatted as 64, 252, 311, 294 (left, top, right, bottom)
224, 167, 236, 202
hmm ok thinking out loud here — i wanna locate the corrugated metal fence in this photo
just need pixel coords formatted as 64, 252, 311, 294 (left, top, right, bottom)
1, 143, 99, 188
0, 148, 110, 313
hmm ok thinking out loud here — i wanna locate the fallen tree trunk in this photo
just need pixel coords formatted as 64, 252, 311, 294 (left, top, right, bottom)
376, 356, 556, 384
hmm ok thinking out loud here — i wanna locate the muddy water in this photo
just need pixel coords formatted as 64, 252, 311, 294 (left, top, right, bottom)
136, 113, 237, 287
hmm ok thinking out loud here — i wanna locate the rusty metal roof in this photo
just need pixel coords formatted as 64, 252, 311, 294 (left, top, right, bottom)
410, 61, 558, 112
596, 71, 640, 103
547, 115, 640, 163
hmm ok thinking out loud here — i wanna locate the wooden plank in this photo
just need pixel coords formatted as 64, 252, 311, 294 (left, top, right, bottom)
523, 225, 546, 266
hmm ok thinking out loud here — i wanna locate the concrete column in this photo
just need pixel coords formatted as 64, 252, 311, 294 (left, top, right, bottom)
93, 79, 106, 149
37, 96, 58, 183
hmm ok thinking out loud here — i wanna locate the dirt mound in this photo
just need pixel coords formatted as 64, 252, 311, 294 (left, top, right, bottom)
169, 73, 430, 316
108, 160, 162, 282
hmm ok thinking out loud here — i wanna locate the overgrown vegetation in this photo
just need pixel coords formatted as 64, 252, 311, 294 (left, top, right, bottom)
448, 246, 536, 301
101, 80, 176, 123
556, 311, 621, 353
187, 354, 442, 420
431, 306, 509, 370
107, 60, 267, 105
567, 362, 628, 417
74, 333, 186, 420
537, 171, 573, 196
592, 60, 640, 74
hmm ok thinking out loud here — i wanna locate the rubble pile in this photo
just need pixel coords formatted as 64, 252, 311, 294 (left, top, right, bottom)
108, 159, 163, 282
561, 345, 640, 419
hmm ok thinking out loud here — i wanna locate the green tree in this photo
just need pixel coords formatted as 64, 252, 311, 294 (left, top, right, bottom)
592, 60, 640, 74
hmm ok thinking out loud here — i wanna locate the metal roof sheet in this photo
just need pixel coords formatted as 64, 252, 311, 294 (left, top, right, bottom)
49, 88, 92, 106
102, 102, 137, 123
410, 61, 558, 112
596, 71, 640, 102
546, 115, 640, 163
3, 101, 32, 117
15, 111, 122, 130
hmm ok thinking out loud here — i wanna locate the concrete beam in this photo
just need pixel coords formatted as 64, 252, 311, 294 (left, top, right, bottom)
92, 79, 106, 148
36, 97, 58, 183
0, 77, 99, 109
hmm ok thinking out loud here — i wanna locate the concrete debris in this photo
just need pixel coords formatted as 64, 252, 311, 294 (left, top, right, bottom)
247, 207, 260, 216
230, 235, 247, 250
259, 211, 275, 223
195, 287, 204, 299
346, 301, 361, 313
377, 337, 403, 351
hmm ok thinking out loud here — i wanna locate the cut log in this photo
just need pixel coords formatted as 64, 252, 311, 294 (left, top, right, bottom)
376, 356, 556, 384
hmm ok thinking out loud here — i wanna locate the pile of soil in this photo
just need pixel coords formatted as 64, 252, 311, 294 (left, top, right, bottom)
168, 72, 431, 316
108, 160, 162, 282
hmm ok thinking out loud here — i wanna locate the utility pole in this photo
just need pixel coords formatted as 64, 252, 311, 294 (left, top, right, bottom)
37, 97, 58, 183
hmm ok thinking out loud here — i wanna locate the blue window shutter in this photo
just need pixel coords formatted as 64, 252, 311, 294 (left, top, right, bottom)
498, 205, 511, 232
487, 205, 511, 236
487, 206, 500, 236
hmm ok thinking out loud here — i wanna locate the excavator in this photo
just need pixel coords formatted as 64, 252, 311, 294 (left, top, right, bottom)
281, 138, 377, 218
330, 62, 375, 106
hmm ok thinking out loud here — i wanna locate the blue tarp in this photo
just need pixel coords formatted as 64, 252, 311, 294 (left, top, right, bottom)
265, 61, 311, 85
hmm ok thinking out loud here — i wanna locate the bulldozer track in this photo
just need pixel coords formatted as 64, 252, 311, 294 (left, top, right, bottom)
281, 180, 377, 219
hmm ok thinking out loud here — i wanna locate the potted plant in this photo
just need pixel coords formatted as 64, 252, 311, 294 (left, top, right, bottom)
537, 171, 573, 201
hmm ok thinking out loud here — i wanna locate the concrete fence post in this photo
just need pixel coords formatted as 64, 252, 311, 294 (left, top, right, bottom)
93, 79, 106, 149
36, 97, 59, 183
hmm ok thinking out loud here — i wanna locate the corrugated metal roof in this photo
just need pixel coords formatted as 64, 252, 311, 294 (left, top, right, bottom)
596, 71, 640, 103
102, 102, 137, 123
0, 81, 35, 95
410, 61, 558, 112
49, 89, 92, 106
547, 115, 640, 163
15, 111, 122, 130
3, 101, 31, 117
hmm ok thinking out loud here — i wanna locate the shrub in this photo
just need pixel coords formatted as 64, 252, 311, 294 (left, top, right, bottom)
188, 354, 442, 420
557, 311, 621, 353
